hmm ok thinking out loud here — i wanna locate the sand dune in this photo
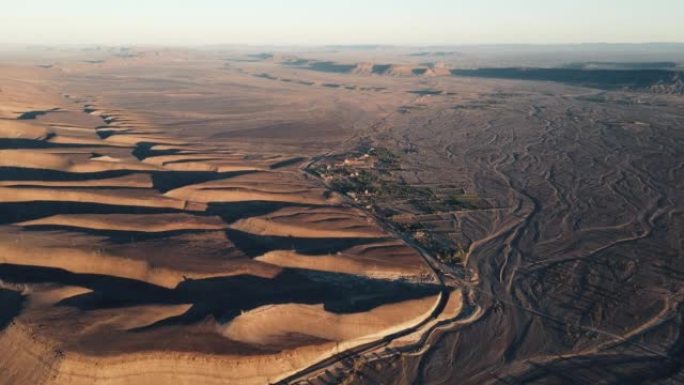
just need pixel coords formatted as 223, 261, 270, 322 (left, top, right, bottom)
0, 119, 50, 140
0, 229, 270, 288
0, 65, 64, 119
159, 160, 262, 172
165, 186, 330, 205
230, 211, 384, 238
221, 294, 440, 345
0, 58, 444, 385
0, 173, 153, 188
25, 286, 94, 307
0, 149, 162, 173
0, 322, 338, 385
47, 135, 133, 148
0, 186, 194, 210
164, 173, 336, 205
256, 249, 428, 279
230, 217, 384, 238
103, 134, 188, 146
19, 213, 228, 232
143, 153, 247, 165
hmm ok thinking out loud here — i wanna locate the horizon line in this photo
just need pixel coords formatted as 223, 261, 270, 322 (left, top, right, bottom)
3, 41, 684, 49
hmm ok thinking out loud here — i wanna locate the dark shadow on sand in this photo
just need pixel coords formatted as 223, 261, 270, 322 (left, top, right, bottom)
16, 108, 60, 120
224, 228, 386, 257
0, 264, 440, 330
0, 201, 183, 224
0, 288, 23, 331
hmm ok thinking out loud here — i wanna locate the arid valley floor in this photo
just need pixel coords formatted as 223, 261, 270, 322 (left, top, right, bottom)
0, 46, 683, 384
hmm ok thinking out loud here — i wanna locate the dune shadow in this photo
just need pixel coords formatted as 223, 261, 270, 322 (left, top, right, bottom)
131, 142, 181, 160
0, 199, 313, 229
20, 224, 216, 244
150, 170, 255, 193
0, 264, 440, 330
206, 201, 314, 223
0, 288, 23, 331
16, 108, 60, 120
0, 166, 257, 194
0, 167, 134, 182
0, 138, 110, 150
269, 157, 306, 169
0, 264, 172, 309
224, 228, 386, 257
0, 201, 182, 224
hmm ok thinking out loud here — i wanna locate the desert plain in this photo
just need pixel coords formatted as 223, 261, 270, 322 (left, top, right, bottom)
0, 45, 683, 384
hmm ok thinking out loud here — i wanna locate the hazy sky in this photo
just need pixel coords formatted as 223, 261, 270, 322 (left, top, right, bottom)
1, 0, 683, 45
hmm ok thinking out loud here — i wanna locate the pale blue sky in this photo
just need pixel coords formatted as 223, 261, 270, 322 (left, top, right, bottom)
1, 0, 683, 45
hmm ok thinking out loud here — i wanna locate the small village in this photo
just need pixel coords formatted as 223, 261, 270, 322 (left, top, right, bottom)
310, 146, 482, 265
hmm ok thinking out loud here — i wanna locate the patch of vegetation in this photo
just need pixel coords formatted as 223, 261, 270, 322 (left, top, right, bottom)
394, 219, 467, 265
310, 144, 481, 267
437, 244, 468, 264
328, 169, 377, 195
310, 146, 401, 207
369, 147, 399, 169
